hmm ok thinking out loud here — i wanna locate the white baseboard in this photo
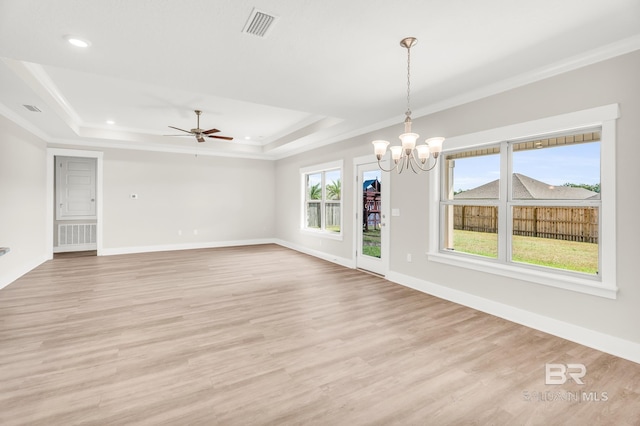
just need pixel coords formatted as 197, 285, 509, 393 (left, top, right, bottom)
54, 244, 97, 253
273, 239, 355, 269
100, 238, 276, 256
386, 271, 640, 365
0, 255, 48, 290
100, 238, 355, 269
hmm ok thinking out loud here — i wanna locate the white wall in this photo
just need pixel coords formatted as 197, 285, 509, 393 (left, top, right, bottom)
0, 115, 47, 289
99, 149, 275, 253
274, 51, 640, 350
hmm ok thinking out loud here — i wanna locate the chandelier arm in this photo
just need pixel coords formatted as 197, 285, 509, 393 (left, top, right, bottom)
407, 150, 426, 173
408, 157, 420, 174
400, 155, 410, 174
412, 155, 440, 172
377, 158, 398, 173
394, 156, 403, 174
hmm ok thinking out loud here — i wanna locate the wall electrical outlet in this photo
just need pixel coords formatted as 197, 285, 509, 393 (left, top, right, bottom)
407, 253, 412, 262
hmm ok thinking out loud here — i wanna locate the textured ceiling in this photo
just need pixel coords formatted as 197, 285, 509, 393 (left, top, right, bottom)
1, 0, 639, 159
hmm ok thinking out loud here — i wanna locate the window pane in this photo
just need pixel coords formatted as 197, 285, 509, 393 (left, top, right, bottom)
512, 136, 600, 200
445, 148, 501, 200
362, 169, 381, 257
307, 173, 322, 200
325, 170, 341, 200
511, 206, 598, 274
325, 202, 341, 232
443, 204, 498, 258
306, 202, 321, 228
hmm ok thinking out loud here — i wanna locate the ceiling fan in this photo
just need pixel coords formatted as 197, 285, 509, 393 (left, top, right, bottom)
167, 110, 233, 143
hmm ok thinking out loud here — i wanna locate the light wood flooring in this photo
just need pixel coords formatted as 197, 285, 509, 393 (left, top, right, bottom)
1, 244, 639, 425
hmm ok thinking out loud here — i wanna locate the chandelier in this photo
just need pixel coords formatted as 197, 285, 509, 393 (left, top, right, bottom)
372, 37, 444, 173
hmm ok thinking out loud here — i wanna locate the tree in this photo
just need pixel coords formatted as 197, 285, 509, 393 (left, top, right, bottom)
309, 183, 322, 200
326, 179, 341, 200
562, 182, 600, 193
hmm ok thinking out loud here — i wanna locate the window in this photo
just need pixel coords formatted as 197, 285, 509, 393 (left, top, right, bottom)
510, 134, 600, 274
442, 146, 501, 259
429, 105, 618, 299
442, 130, 600, 274
301, 161, 342, 236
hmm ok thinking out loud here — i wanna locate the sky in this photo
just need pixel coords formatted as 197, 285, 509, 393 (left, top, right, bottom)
362, 170, 381, 184
452, 143, 600, 192
307, 169, 341, 189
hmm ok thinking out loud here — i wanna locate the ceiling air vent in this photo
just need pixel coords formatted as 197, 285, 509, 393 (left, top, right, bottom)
242, 8, 278, 37
23, 104, 42, 112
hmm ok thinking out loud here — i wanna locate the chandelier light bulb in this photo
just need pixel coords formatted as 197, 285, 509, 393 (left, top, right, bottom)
389, 146, 403, 162
426, 137, 445, 158
416, 145, 431, 163
372, 140, 390, 160
399, 132, 419, 153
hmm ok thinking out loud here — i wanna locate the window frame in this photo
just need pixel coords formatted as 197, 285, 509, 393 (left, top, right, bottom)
300, 160, 343, 239
428, 105, 618, 299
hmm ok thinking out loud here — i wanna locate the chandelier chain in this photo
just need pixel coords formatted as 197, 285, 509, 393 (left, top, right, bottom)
406, 46, 412, 118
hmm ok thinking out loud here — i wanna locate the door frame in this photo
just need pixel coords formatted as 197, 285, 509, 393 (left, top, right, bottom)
353, 154, 390, 276
46, 148, 104, 259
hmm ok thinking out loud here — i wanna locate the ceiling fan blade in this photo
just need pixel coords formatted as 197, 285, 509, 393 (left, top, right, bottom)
202, 128, 220, 135
168, 126, 193, 134
197, 136, 205, 143
208, 135, 234, 141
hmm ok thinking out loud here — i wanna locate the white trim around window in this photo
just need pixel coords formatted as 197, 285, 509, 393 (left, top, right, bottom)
428, 104, 619, 299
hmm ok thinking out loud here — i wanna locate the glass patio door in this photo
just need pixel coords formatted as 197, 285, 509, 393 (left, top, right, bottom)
356, 161, 388, 275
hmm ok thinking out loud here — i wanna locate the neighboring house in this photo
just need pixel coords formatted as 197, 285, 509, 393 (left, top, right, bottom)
455, 173, 599, 200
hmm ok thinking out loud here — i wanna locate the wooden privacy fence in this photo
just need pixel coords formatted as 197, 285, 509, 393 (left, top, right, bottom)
454, 205, 598, 243
306, 203, 341, 229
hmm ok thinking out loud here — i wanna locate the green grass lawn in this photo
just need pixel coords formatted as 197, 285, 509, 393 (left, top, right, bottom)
362, 228, 381, 258
453, 230, 598, 274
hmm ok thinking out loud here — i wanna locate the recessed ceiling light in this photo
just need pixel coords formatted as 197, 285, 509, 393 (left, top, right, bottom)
245, 136, 251, 140
106, 120, 115, 125
65, 35, 91, 48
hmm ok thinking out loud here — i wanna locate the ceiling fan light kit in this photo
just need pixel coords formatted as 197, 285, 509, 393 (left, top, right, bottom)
166, 110, 234, 143
372, 37, 445, 174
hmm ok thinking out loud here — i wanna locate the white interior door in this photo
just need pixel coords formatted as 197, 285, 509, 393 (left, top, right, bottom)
355, 160, 389, 276
56, 156, 97, 220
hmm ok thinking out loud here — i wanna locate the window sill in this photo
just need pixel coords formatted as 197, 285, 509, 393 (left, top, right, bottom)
300, 228, 343, 241
427, 251, 617, 299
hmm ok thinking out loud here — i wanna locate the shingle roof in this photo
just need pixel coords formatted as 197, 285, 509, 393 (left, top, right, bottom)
455, 173, 600, 200
363, 179, 377, 190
